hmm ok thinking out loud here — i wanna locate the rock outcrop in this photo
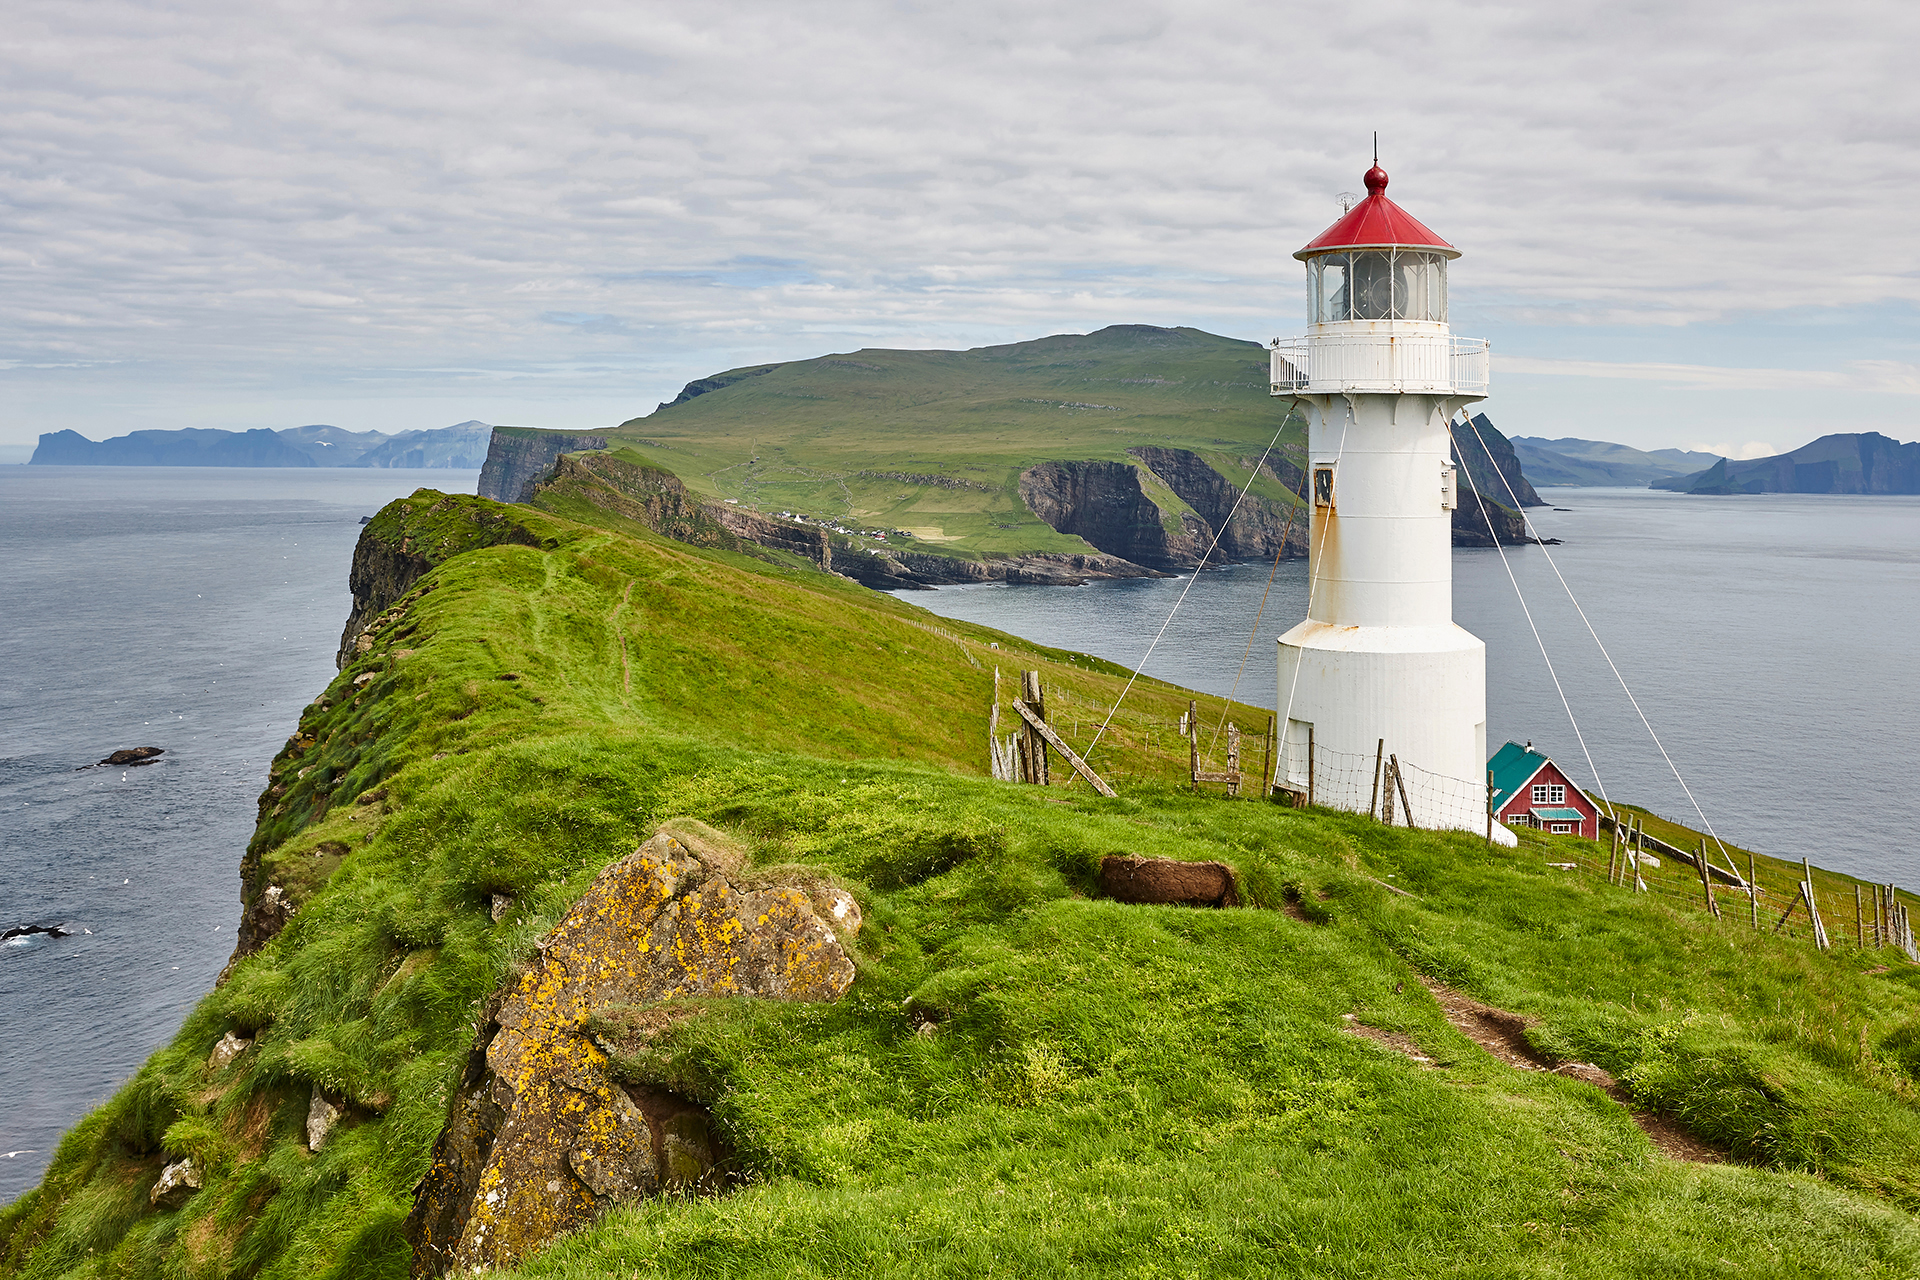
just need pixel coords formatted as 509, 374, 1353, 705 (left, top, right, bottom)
405, 822, 859, 1277
149, 1158, 201, 1210
477, 428, 609, 503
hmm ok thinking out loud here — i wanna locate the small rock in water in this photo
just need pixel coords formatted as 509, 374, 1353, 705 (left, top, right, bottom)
99, 747, 164, 767
3, 923, 71, 942
208, 1031, 252, 1071
150, 1157, 201, 1209
307, 1088, 342, 1151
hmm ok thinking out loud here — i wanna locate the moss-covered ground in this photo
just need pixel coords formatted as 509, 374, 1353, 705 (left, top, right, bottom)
4, 490, 1920, 1279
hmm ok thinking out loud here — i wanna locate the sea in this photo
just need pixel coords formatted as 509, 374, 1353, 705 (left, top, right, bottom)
0, 466, 478, 1205
1, 471, 1916, 1204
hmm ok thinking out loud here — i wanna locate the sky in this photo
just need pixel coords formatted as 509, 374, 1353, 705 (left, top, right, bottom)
4, 0, 1919, 462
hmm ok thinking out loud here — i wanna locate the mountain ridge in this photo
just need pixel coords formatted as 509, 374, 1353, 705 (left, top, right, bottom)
28, 421, 493, 468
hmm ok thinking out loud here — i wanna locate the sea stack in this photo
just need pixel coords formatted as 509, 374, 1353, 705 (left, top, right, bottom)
1270, 159, 1515, 844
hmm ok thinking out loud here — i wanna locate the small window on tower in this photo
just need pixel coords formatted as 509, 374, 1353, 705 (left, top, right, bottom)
1312, 465, 1335, 508
1440, 462, 1457, 510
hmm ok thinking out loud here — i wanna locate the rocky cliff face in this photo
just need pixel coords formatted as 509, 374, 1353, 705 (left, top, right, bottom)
477, 428, 609, 502
335, 492, 547, 668
1018, 459, 1212, 571
1127, 446, 1309, 562
1019, 451, 1308, 571
1452, 414, 1545, 508
405, 822, 858, 1277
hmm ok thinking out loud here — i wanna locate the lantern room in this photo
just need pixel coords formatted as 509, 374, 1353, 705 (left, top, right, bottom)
1271, 164, 1484, 397
1295, 165, 1459, 328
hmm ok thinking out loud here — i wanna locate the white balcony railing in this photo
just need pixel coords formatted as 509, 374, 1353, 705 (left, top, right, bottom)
1270, 333, 1489, 396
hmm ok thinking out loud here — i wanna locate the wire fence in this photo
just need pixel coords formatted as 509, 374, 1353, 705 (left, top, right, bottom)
1274, 742, 1495, 836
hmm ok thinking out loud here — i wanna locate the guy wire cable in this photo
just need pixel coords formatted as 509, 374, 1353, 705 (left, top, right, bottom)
1205, 454, 1312, 762
1462, 413, 1738, 873
1445, 414, 1613, 817
1081, 407, 1300, 769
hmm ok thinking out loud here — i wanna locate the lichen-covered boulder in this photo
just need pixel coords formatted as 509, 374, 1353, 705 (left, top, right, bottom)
406, 823, 858, 1277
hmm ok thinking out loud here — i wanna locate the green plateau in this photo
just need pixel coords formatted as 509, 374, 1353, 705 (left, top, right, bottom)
610, 325, 1301, 556
4, 486, 1919, 1280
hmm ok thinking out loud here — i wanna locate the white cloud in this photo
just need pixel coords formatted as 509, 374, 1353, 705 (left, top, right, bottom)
1498, 356, 1920, 395
3, 0, 1920, 441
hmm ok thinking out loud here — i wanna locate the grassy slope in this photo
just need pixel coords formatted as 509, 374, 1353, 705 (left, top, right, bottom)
603, 326, 1306, 559
3, 492, 1920, 1279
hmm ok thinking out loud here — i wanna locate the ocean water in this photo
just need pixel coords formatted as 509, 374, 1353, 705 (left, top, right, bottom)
0, 466, 477, 1205
890, 489, 1920, 889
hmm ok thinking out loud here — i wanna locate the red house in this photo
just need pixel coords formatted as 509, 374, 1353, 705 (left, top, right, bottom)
1487, 741, 1599, 839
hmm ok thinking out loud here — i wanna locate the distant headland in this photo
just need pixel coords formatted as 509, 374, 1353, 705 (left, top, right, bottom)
28, 421, 493, 469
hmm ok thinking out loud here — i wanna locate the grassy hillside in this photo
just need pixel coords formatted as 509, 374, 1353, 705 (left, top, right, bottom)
5, 490, 1920, 1279
603, 325, 1307, 558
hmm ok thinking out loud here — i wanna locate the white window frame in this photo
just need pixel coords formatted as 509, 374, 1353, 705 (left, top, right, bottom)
1550, 822, 1572, 834
1530, 783, 1549, 804
1548, 784, 1566, 804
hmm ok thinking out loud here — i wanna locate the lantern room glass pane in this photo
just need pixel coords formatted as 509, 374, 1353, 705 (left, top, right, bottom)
1394, 251, 1444, 321
1315, 255, 1348, 323
1351, 251, 1393, 319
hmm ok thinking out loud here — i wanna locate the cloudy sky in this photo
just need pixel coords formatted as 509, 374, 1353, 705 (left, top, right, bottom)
4, 0, 1918, 459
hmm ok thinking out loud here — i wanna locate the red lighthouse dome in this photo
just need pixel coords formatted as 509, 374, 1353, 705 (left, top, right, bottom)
1294, 166, 1458, 261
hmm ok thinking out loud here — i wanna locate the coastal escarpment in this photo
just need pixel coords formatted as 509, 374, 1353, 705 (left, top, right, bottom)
528, 446, 1157, 588
335, 492, 552, 667
1126, 446, 1309, 562
477, 427, 609, 503
1017, 459, 1211, 571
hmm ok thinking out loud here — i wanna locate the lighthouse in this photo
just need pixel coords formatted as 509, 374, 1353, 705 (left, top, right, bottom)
1271, 161, 1512, 842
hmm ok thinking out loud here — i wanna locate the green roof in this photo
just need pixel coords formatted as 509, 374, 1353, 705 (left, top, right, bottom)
1487, 740, 1552, 811
1530, 807, 1587, 823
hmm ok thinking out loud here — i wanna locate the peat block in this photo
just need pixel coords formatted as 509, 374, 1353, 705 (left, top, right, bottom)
1099, 855, 1239, 908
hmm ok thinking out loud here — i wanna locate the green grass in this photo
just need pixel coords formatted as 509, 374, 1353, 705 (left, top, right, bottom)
4, 490, 1919, 1279
604, 325, 1307, 559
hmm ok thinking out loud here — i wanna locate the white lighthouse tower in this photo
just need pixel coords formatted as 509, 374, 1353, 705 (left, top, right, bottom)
1271, 161, 1511, 842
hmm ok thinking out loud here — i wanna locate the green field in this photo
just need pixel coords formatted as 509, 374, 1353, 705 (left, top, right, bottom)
5, 489, 1919, 1279
601, 325, 1307, 559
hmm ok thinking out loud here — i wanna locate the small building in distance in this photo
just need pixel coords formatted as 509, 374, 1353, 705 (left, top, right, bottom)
1488, 741, 1599, 838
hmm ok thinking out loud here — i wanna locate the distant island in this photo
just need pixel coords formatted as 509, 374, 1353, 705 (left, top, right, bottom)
29, 421, 494, 468
1510, 436, 1720, 488
1652, 432, 1920, 495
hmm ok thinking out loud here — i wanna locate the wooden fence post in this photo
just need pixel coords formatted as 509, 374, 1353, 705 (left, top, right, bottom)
1697, 839, 1720, 918
1390, 754, 1415, 828
1023, 671, 1051, 785
1857, 884, 1865, 949
1802, 858, 1830, 950
1748, 852, 1758, 928
1187, 699, 1199, 789
1261, 715, 1273, 801
1371, 738, 1384, 819
1227, 723, 1242, 797
1380, 752, 1396, 826
1486, 770, 1494, 848
1305, 724, 1315, 808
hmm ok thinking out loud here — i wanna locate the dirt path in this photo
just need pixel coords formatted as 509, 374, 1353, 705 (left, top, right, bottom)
1344, 978, 1723, 1164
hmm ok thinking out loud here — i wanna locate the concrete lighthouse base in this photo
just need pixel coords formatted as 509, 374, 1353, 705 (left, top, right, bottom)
1277, 620, 1517, 846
